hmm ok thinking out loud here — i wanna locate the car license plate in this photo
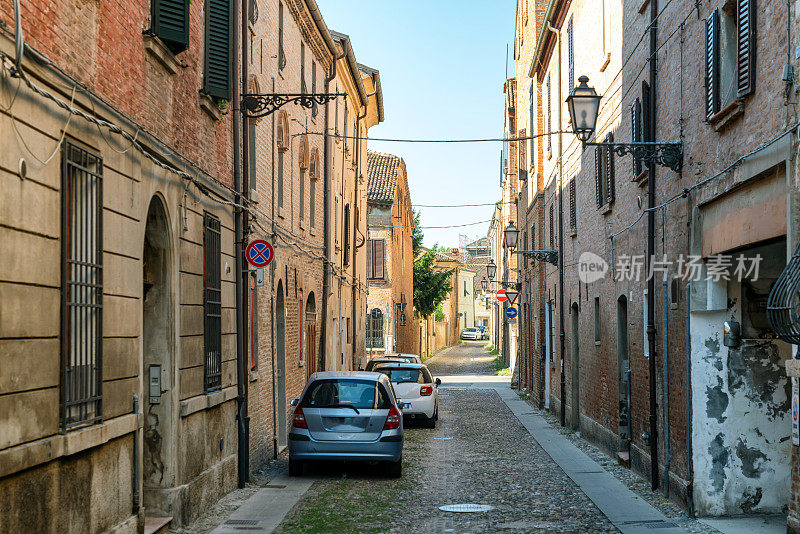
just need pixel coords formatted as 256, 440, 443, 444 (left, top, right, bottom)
400, 402, 411, 410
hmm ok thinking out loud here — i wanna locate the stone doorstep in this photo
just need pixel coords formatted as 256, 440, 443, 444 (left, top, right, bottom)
143, 516, 172, 534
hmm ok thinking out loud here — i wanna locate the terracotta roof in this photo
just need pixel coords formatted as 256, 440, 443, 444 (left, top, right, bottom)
367, 151, 403, 203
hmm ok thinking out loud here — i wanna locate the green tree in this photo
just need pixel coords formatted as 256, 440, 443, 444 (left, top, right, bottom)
413, 246, 454, 318
412, 210, 424, 257
434, 303, 446, 322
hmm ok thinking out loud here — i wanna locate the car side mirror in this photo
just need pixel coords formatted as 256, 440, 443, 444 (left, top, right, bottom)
435, 378, 442, 386
290, 398, 299, 407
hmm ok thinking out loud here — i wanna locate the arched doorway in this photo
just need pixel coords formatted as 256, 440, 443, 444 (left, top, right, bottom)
276, 281, 287, 449
142, 196, 175, 514
305, 292, 317, 378
570, 302, 580, 431
617, 295, 631, 455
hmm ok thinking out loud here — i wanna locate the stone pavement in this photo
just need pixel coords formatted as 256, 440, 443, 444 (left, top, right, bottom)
177, 342, 781, 533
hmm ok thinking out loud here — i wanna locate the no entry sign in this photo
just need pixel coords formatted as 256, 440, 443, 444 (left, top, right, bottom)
495, 289, 507, 302
245, 239, 274, 268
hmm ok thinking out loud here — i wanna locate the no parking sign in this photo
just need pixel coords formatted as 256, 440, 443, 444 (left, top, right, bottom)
245, 239, 274, 268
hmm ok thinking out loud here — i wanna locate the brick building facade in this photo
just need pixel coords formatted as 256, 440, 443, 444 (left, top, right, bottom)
511, 0, 800, 520
366, 151, 415, 358
0, 0, 241, 530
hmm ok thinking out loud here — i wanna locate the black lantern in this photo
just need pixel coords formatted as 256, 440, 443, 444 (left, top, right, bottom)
566, 75, 602, 142
481, 278, 488, 291
487, 259, 497, 280
504, 222, 519, 250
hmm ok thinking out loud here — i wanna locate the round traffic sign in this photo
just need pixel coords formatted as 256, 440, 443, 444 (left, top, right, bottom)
245, 240, 274, 268
505, 307, 518, 319
495, 289, 507, 302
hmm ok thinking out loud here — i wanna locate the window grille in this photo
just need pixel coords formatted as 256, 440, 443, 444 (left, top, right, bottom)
367, 308, 384, 348
61, 141, 103, 431
203, 213, 222, 392
569, 178, 576, 230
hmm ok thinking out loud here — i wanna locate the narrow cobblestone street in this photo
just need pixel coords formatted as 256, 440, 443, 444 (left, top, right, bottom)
273, 342, 618, 533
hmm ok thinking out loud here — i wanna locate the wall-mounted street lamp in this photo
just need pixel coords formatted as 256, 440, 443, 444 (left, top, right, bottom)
481, 278, 488, 292
503, 221, 558, 266
566, 76, 683, 172
486, 259, 497, 281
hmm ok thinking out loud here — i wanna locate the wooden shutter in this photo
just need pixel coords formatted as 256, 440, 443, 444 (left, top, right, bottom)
152, 0, 189, 54
519, 129, 527, 181
631, 98, 642, 178
605, 133, 615, 204
736, 0, 756, 97
594, 146, 602, 208
705, 9, 720, 119
567, 16, 574, 93
366, 239, 374, 279
375, 240, 385, 279
203, 0, 232, 99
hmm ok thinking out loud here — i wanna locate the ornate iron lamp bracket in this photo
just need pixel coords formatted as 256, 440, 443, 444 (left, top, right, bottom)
513, 250, 558, 266
586, 141, 683, 173
242, 93, 345, 118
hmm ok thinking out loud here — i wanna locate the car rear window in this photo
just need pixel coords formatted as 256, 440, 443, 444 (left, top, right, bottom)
377, 367, 433, 384
301, 379, 388, 409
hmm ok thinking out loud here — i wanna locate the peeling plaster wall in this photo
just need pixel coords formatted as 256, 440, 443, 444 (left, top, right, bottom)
691, 280, 792, 515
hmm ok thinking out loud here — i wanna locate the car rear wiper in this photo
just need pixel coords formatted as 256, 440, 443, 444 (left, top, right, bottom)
321, 404, 361, 414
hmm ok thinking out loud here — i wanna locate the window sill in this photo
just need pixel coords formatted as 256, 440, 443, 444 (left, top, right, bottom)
200, 94, 223, 121
595, 340, 601, 346
179, 385, 237, 418
600, 203, 613, 216
143, 34, 181, 75
547, 149, 553, 161
0, 413, 138, 479
249, 370, 258, 382
708, 100, 745, 132
568, 228, 577, 238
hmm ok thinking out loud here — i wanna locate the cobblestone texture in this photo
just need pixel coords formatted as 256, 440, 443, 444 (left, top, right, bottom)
275, 342, 616, 533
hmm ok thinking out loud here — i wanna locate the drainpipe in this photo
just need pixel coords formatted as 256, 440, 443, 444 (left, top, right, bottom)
321, 49, 344, 372
685, 282, 694, 515
546, 21, 567, 428
646, 0, 660, 491
232, 0, 249, 489
132, 394, 140, 512
353, 104, 367, 365
270, 77, 278, 458
662, 280, 669, 497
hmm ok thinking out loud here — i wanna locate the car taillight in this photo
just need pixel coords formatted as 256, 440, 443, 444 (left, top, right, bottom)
420, 385, 433, 396
383, 404, 401, 430
292, 406, 307, 429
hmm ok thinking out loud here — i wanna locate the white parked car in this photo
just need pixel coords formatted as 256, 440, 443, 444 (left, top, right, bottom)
374, 363, 440, 428
460, 327, 481, 341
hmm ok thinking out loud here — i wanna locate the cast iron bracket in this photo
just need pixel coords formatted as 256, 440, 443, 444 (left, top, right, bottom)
586, 141, 683, 173
514, 250, 559, 266
242, 93, 345, 118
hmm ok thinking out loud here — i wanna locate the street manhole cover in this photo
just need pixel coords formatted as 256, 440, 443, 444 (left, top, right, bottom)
439, 504, 494, 513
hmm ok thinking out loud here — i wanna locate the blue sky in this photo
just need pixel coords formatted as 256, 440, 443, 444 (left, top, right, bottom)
316, 1, 516, 248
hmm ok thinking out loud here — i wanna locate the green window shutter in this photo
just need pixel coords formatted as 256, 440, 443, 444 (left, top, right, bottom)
203, 0, 232, 99
152, 0, 189, 54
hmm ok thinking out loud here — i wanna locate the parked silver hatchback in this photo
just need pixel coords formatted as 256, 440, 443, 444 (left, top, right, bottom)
288, 372, 404, 477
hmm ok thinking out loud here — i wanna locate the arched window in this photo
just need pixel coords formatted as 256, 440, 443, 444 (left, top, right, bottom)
299, 135, 309, 222
309, 148, 319, 228
366, 308, 384, 349
276, 111, 289, 208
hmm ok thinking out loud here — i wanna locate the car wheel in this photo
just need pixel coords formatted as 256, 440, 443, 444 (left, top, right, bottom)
425, 409, 437, 428
288, 458, 303, 476
387, 457, 402, 478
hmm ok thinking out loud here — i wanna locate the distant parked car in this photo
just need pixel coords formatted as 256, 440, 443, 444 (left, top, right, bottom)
374, 363, 440, 428
288, 371, 404, 477
364, 357, 407, 372
460, 327, 481, 341
384, 353, 422, 364
477, 326, 489, 340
